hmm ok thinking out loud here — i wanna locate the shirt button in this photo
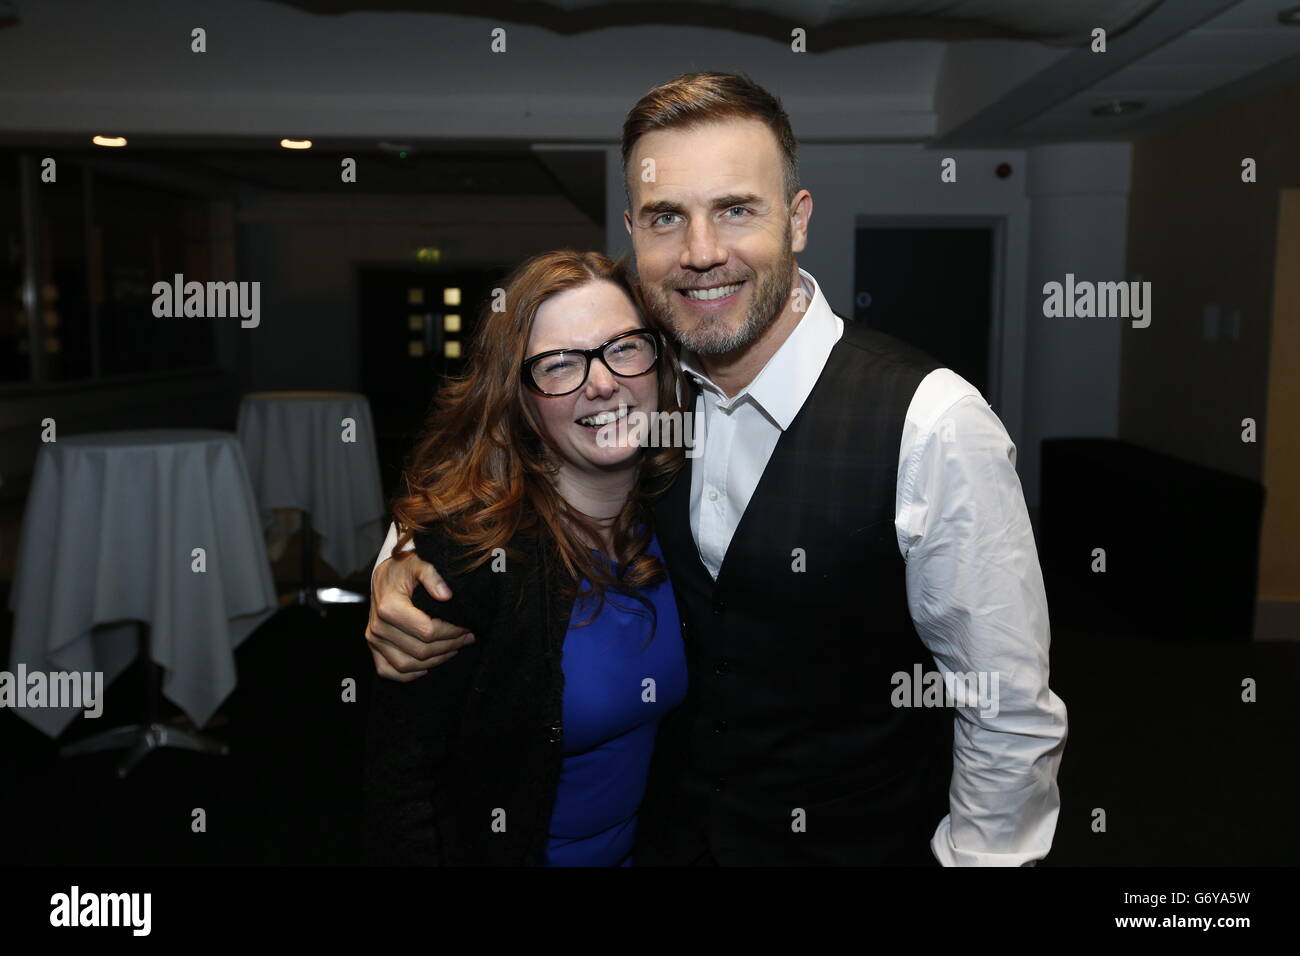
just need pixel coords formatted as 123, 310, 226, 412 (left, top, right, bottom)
707, 489, 719, 502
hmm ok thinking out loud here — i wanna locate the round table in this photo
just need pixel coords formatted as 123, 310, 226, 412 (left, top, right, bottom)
236, 391, 386, 581
8, 428, 278, 751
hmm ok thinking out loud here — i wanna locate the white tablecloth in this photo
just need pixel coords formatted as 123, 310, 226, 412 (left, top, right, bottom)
236, 391, 386, 577
8, 429, 278, 738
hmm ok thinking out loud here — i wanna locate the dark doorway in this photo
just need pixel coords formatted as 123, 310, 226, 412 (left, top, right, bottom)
852, 222, 997, 398
359, 264, 511, 499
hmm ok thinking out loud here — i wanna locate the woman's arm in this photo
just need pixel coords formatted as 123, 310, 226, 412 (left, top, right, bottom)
360, 526, 497, 865
361, 667, 458, 863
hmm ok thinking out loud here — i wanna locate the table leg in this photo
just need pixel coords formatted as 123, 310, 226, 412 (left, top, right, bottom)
297, 510, 328, 617
115, 729, 155, 779
58, 623, 232, 778
60, 724, 143, 756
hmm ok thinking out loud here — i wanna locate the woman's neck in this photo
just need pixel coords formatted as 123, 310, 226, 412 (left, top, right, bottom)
552, 461, 636, 558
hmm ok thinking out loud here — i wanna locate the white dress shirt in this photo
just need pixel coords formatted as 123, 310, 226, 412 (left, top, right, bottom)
372, 266, 1068, 867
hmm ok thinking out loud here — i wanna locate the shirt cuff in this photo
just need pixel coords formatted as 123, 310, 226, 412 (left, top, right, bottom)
930, 815, 1045, 867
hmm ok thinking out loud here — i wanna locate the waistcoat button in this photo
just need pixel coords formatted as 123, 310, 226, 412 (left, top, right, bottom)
712, 777, 727, 792
714, 659, 729, 675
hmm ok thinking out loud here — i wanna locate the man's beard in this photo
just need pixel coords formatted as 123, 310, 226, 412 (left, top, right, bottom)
637, 225, 796, 357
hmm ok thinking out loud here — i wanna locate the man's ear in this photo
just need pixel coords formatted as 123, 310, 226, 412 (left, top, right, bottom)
790, 189, 812, 255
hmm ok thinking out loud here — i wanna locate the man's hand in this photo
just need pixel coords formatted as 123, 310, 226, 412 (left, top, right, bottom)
366, 553, 475, 682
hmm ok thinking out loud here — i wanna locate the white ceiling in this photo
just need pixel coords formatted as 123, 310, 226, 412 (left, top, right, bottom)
274, 0, 1163, 44
0, 0, 1296, 148
1007, 0, 1300, 141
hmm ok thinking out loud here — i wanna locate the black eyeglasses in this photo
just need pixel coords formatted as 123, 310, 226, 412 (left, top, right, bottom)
522, 328, 661, 396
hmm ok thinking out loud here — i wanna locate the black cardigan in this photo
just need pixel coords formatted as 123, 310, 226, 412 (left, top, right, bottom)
361, 524, 578, 865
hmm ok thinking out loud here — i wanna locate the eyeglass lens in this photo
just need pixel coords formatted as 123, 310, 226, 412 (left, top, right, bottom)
530, 332, 656, 394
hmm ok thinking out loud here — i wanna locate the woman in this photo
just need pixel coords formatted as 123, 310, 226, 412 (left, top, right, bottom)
362, 250, 688, 866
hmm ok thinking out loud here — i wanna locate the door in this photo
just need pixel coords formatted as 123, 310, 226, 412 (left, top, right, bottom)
358, 264, 510, 498
853, 222, 997, 398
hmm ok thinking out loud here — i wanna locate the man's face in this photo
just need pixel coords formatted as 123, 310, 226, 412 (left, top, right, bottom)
623, 117, 809, 356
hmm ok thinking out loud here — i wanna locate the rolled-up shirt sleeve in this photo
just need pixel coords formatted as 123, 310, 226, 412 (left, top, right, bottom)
372, 519, 414, 584
895, 369, 1068, 867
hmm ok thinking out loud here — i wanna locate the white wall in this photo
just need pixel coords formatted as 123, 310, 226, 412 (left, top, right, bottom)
1022, 142, 1131, 508
797, 143, 1031, 456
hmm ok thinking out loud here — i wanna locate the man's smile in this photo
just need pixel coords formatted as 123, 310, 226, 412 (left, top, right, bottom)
676, 279, 746, 310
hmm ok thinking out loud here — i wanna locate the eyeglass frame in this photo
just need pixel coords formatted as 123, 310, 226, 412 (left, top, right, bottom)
520, 327, 663, 396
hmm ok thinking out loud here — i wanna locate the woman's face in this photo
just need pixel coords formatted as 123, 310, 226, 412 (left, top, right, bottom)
523, 279, 660, 475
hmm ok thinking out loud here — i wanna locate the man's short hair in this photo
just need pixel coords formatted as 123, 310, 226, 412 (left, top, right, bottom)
621, 71, 801, 210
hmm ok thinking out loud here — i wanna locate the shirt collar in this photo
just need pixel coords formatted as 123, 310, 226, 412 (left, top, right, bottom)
679, 267, 843, 430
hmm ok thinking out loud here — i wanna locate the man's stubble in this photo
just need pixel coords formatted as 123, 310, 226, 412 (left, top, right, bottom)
634, 218, 796, 358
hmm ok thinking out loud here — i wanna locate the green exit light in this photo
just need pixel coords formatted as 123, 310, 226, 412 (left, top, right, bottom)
415, 247, 441, 263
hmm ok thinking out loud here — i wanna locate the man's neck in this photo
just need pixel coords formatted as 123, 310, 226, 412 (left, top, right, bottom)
697, 266, 805, 399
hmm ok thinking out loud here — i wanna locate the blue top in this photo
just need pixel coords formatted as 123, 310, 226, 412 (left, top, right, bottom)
539, 531, 687, 866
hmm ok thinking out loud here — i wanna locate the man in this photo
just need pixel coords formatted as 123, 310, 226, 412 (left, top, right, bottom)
366, 72, 1067, 865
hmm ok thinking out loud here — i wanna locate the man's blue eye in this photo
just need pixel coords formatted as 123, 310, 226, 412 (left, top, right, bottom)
654, 213, 680, 226
726, 206, 749, 217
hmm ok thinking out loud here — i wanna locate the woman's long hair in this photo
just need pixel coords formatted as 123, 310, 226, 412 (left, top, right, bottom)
389, 249, 687, 628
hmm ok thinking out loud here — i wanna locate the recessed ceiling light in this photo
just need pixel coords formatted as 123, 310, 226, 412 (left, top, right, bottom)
1278, 6, 1300, 25
92, 135, 127, 147
1091, 100, 1144, 116
280, 138, 312, 150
